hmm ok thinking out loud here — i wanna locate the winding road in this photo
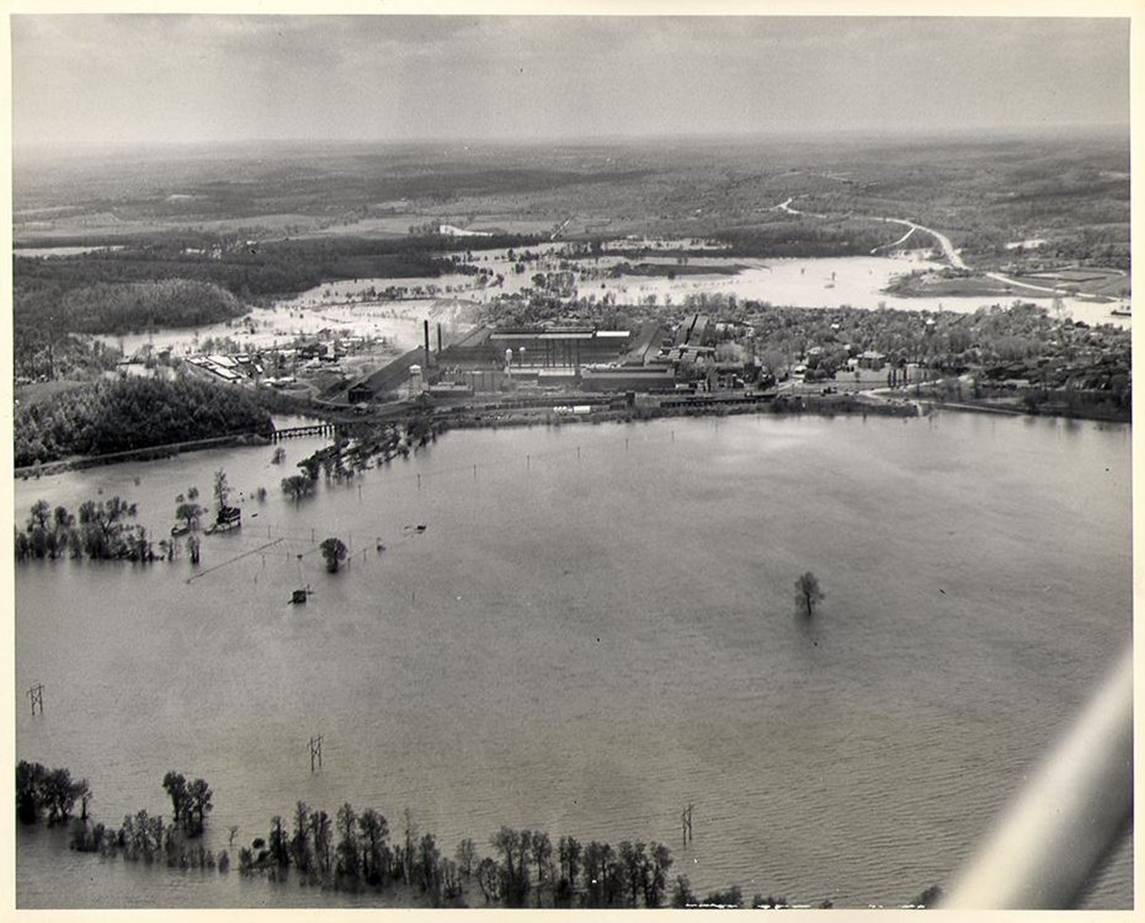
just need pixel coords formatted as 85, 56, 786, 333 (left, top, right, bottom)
771, 195, 1126, 307
773, 197, 962, 267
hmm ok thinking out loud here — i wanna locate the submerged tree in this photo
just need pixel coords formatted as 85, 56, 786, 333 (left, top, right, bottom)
914, 884, 944, 908
281, 474, 315, 504
213, 468, 231, 514
335, 802, 361, 885
40, 767, 83, 825
476, 856, 501, 904
359, 808, 390, 887
163, 771, 190, 829
794, 571, 824, 618
187, 777, 213, 836
320, 537, 348, 573
291, 801, 312, 873
163, 771, 211, 836
455, 837, 477, 880
671, 874, 697, 908
175, 502, 202, 531
16, 760, 47, 824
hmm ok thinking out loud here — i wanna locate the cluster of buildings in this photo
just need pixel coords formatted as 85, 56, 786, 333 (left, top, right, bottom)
183, 335, 371, 390
185, 353, 264, 383
341, 313, 767, 406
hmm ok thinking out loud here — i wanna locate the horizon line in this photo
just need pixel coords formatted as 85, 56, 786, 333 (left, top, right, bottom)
12, 122, 1131, 156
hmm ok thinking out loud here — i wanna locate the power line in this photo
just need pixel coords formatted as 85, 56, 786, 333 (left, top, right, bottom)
26, 683, 44, 716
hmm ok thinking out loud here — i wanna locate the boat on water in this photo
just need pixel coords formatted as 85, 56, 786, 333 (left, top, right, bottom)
1110, 307, 1131, 317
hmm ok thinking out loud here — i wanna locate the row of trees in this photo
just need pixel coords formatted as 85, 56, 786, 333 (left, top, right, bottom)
231, 806, 679, 908
14, 491, 223, 565
13, 496, 151, 562
71, 806, 233, 875
283, 412, 440, 507
20, 761, 945, 908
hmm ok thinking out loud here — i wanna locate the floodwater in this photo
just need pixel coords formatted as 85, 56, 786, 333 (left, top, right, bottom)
14, 245, 126, 258
14, 412, 1131, 908
581, 252, 1130, 329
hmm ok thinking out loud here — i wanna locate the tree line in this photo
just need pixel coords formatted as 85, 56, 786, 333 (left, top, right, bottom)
13, 496, 155, 562
14, 478, 247, 564
27, 278, 245, 336
15, 232, 540, 306
17, 761, 947, 908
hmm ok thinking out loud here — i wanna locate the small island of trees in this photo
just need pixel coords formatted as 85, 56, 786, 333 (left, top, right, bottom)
320, 537, 348, 573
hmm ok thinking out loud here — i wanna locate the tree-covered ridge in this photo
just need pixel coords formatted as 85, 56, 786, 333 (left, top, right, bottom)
14, 375, 273, 466
55, 279, 246, 334
13, 232, 538, 303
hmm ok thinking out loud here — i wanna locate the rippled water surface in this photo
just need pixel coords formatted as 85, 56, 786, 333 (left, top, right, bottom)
15, 412, 1132, 908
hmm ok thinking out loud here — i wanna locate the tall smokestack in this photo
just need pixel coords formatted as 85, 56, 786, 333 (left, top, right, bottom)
424, 319, 431, 367
437, 323, 443, 355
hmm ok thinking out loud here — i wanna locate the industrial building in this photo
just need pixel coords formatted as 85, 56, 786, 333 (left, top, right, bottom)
580, 365, 678, 392
437, 324, 634, 369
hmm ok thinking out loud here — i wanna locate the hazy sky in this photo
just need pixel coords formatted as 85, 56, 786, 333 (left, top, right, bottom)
11, 15, 1130, 146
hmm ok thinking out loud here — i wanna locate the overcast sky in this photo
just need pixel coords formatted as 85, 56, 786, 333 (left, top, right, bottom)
11, 16, 1130, 147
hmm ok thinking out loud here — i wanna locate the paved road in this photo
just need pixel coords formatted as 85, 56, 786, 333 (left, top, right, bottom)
772, 195, 965, 268
983, 270, 1126, 304
774, 193, 1128, 309
773, 196, 827, 219
879, 217, 967, 269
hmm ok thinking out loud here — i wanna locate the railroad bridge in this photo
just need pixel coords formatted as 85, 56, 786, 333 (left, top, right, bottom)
270, 421, 338, 442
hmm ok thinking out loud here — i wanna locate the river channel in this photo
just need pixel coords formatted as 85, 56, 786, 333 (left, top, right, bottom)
14, 411, 1132, 908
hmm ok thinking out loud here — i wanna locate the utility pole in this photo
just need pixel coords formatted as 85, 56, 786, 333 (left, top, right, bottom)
45, 316, 55, 381
27, 683, 44, 716
309, 735, 323, 773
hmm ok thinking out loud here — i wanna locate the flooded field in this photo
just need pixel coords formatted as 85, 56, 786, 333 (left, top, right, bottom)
587, 251, 1130, 328
93, 300, 474, 360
